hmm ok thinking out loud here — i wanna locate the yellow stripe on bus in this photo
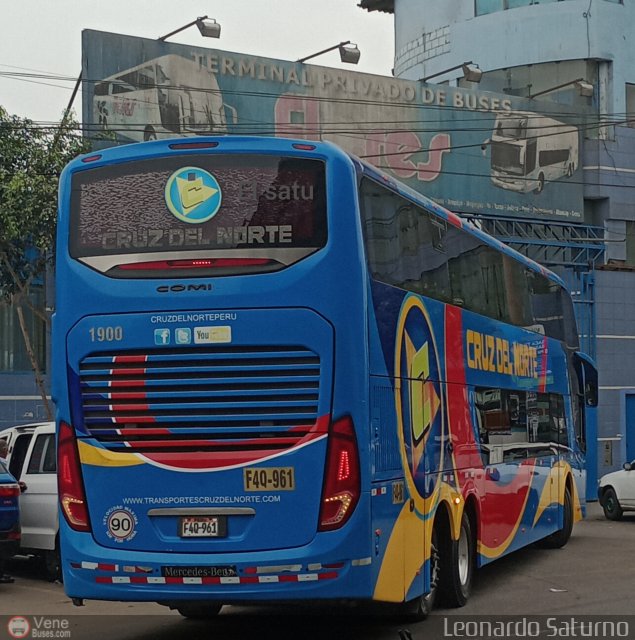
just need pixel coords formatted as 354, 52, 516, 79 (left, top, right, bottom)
78, 440, 144, 467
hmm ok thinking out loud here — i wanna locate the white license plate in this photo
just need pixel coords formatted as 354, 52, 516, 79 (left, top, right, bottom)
179, 516, 226, 538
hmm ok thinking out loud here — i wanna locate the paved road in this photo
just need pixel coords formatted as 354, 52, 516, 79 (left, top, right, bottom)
0, 503, 633, 640
450, 502, 635, 616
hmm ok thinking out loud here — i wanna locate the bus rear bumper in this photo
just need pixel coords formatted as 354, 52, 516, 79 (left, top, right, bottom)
61, 531, 376, 603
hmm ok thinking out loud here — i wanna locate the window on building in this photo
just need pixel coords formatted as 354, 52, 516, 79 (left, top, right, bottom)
476, 0, 503, 16
460, 60, 596, 116
625, 221, 635, 265
0, 287, 47, 373
626, 84, 635, 129
476, 0, 567, 16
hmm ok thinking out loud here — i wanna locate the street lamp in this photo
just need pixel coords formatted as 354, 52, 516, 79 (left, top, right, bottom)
297, 41, 361, 64
158, 16, 221, 42
529, 78, 594, 99
420, 61, 483, 83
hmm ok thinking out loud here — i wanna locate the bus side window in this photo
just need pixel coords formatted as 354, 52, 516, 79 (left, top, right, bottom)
359, 178, 451, 301
94, 82, 109, 97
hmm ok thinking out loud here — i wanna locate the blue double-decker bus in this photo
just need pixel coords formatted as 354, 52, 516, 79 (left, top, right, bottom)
53, 136, 597, 618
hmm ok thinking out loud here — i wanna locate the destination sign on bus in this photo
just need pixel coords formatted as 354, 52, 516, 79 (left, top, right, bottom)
100, 225, 294, 250
466, 329, 540, 379
70, 155, 326, 258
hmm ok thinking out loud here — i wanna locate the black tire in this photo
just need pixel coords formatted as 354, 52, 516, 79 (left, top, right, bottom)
602, 487, 623, 521
400, 527, 440, 620
540, 486, 574, 548
534, 173, 545, 194
41, 536, 62, 583
175, 602, 223, 619
438, 511, 474, 608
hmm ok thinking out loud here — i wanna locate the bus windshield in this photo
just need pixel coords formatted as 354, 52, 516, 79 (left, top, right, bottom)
70, 154, 327, 277
491, 142, 524, 174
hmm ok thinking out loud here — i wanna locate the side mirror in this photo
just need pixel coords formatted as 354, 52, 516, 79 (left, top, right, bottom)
574, 352, 598, 407
18, 481, 27, 493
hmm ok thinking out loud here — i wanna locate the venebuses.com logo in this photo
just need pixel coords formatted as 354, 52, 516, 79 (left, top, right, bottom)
7, 617, 29, 639
6, 616, 71, 639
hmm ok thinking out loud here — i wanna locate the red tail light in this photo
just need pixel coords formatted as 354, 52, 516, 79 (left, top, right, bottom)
0, 485, 20, 498
117, 258, 274, 271
58, 421, 91, 532
318, 416, 361, 532
169, 141, 219, 150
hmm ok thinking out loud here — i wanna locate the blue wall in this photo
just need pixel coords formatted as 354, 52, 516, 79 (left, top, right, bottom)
0, 373, 50, 431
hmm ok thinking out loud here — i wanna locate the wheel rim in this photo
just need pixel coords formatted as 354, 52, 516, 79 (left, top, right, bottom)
458, 524, 470, 586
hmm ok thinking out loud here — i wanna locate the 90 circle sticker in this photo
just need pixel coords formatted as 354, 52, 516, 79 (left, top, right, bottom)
103, 506, 138, 542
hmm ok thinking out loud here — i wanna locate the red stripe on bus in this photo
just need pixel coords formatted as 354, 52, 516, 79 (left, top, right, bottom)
109, 392, 147, 400
113, 356, 148, 364
111, 404, 150, 413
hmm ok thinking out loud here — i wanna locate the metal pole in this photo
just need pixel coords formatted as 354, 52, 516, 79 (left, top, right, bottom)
158, 16, 207, 42
297, 41, 351, 63
529, 78, 584, 99
421, 61, 472, 83
51, 70, 82, 151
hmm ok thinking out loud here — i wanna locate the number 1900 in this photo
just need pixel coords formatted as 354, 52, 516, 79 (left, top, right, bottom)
89, 326, 124, 342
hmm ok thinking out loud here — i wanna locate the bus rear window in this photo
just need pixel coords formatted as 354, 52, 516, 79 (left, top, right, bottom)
69, 155, 326, 276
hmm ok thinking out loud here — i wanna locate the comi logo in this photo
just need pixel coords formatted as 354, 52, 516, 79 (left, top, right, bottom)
165, 167, 222, 224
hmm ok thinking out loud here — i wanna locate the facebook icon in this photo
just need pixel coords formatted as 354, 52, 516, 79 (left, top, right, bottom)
154, 328, 171, 345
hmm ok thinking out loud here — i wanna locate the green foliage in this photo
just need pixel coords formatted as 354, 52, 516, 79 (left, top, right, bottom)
0, 106, 89, 299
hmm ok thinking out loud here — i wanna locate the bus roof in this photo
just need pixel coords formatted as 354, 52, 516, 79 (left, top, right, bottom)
67, 135, 566, 290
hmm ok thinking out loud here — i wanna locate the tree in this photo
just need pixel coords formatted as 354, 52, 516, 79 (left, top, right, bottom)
0, 106, 89, 419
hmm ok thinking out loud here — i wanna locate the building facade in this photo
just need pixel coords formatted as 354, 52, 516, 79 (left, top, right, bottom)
361, 0, 635, 477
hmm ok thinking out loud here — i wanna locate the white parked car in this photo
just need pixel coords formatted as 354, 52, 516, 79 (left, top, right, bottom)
0, 422, 59, 580
598, 461, 635, 520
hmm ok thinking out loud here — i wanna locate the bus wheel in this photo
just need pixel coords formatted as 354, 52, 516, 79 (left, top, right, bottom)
438, 511, 474, 608
540, 486, 574, 548
401, 527, 440, 620
144, 126, 157, 141
534, 173, 545, 194
175, 602, 223, 619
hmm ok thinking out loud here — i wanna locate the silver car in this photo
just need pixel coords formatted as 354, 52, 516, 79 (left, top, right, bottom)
0, 422, 59, 580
